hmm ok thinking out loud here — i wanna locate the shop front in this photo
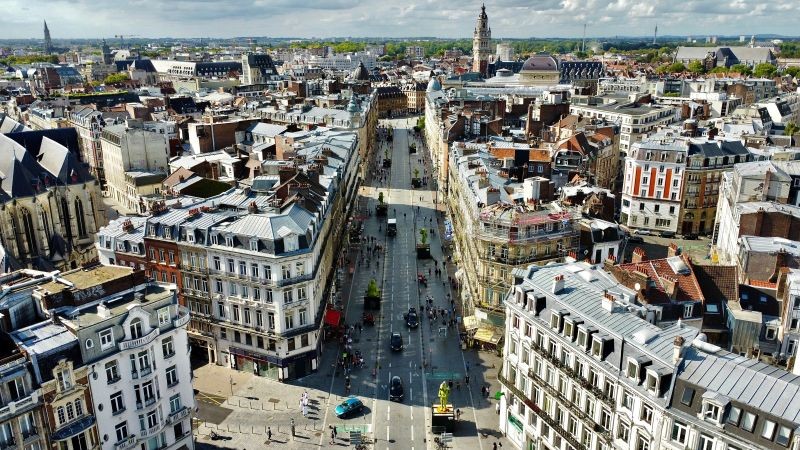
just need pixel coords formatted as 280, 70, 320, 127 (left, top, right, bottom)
228, 345, 319, 381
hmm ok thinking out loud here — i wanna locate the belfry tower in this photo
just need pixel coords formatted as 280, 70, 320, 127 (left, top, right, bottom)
472, 4, 491, 77
43, 20, 53, 55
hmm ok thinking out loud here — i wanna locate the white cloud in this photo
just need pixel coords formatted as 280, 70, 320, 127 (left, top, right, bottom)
1, 0, 798, 39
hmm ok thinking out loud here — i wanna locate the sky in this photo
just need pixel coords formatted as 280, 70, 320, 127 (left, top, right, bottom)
1, 0, 798, 40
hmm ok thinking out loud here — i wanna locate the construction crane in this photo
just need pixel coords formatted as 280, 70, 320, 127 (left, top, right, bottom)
114, 34, 139, 49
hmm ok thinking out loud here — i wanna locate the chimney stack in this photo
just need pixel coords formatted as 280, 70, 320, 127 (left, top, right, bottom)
601, 291, 616, 312
673, 336, 686, 365
632, 247, 646, 264
552, 274, 565, 294
667, 243, 679, 257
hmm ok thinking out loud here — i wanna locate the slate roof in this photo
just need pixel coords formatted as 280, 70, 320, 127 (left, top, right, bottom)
687, 140, 750, 158
679, 346, 800, 423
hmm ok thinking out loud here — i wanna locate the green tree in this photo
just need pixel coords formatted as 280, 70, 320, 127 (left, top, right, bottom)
687, 60, 705, 74
656, 62, 685, 74
753, 63, 777, 78
366, 279, 380, 297
785, 66, 800, 78
709, 66, 729, 74
419, 228, 428, 245
416, 116, 425, 130
413, 168, 420, 179
785, 122, 798, 137
103, 73, 129, 85
729, 64, 752, 76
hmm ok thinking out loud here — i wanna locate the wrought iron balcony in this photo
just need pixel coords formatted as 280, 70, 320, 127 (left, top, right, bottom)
119, 328, 160, 351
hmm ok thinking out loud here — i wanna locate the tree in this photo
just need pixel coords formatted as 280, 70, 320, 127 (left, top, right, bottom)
378, 192, 384, 205
103, 73, 129, 85
656, 62, 685, 74
729, 64, 752, 76
785, 66, 800, 78
416, 116, 425, 130
413, 168, 420, 179
709, 66, 729, 74
419, 228, 428, 246
785, 122, 798, 138
687, 60, 705, 74
753, 63, 777, 78
366, 279, 380, 298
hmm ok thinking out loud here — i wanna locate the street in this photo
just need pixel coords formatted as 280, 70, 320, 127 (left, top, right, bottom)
192, 117, 509, 450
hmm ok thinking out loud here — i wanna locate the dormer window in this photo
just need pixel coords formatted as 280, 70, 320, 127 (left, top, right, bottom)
148, 225, 156, 236
626, 358, 640, 380
187, 234, 195, 243
250, 239, 259, 251
700, 392, 729, 425
130, 318, 143, 339
210, 234, 219, 245
550, 312, 561, 331
164, 227, 171, 239
226, 236, 234, 247
57, 369, 72, 392
645, 370, 659, 394
563, 320, 574, 340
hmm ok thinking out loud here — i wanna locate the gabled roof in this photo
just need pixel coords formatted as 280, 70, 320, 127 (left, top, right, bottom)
693, 264, 738, 303
614, 254, 705, 303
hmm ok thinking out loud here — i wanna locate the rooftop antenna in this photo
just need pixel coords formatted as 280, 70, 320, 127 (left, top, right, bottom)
582, 23, 587, 53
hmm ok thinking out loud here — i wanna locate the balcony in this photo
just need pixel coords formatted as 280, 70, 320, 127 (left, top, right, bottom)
119, 328, 160, 351
0, 391, 39, 422
136, 396, 158, 411
22, 428, 38, 444
529, 342, 615, 408
113, 435, 136, 450
50, 415, 96, 442
173, 308, 191, 328
167, 406, 190, 425
277, 273, 313, 287
0, 439, 15, 450
139, 421, 164, 439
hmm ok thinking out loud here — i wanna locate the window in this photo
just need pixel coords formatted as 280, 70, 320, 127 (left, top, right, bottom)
295, 261, 305, 275
74, 399, 83, 416
698, 434, 714, 450
227, 259, 235, 273
683, 303, 693, 319
622, 389, 634, 410
776, 425, 792, 446
169, 394, 182, 413
288, 337, 296, 351
626, 359, 639, 380
100, 329, 115, 349
111, 391, 124, 414
550, 312, 561, 330
617, 419, 630, 441
285, 313, 294, 329
129, 319, 143, 339
232, 305, 240, 321
115, 422, 128, 442
283, 290, 294, 304
636, 435, 650, 450
600, 408, 611, 431
299, 308, 308, 326
162, 337, 174, 358
762, 420, 777, 440
239, 261, 246, 275
298, 286, 307, 301
213, 257, 221, 270
680, 387, 694, 406
282, 265, 291, 279
215, 280, 223, 293
702, 401, 722, 423
741, 411, 757, 432
728, 406, 741, 426
645, 372, 658, 394
57, 370, 72, 391
166, 366, 178, 387
251, 263, 259, 278
671, 421, 687, 444
57, 406, 66, 424
85, 339, 94, 349
106, 361, 120, 383
640, 403, 653, 424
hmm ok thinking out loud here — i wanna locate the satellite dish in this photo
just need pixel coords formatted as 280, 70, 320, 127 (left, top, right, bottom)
634, 283, 641, 291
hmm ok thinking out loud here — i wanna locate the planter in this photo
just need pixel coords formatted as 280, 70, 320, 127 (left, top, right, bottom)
416, 244, 431, 259
376, 204, 388, 217
364, 295, 381, 310
411, 178, 422, 188
383, 159, 392, 168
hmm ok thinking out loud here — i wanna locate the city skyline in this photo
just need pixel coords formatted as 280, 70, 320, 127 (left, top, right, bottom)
1, 0, 799, 41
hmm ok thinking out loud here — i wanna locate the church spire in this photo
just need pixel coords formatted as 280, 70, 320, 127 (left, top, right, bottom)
43, 20, 53, 55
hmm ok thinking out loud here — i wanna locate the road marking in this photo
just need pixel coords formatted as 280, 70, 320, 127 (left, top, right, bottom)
386, 425, 390, 442
411, 424, 414, 441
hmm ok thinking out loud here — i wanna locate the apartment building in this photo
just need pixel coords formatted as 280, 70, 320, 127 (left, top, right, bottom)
499, 260, 699, 450
500, 260, 800, 450
67, 106, 115, 187
621, 134, 687, 234
569, 101, 678, 155
448, 143, 578, 323
58, 283, 194, 450
0, 336, 47, 450
100, 121, 170, 213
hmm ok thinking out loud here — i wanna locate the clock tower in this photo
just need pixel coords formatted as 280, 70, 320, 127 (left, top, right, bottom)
472, 4, 491, 76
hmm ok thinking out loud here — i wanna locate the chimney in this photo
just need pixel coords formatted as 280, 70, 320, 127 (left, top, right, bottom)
672, 336, 686, 365
667, 243, 679, 258
567, 251, 578, 262
601, 291, 616, 312
552, 274, 565, 294
604, 254, 617, 270
631, 247, 646, 264
661, 276, 678, 300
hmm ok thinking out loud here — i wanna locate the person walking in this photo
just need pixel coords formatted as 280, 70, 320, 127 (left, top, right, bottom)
330, 428, 335, 444
267, 427, 272, 441
333, 426, 337, 440
290, 418, 296, 438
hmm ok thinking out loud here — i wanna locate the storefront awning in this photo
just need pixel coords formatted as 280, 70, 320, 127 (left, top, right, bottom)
473, 327, 503, 345
324, 309, 343, 327
462, 315, 480, 331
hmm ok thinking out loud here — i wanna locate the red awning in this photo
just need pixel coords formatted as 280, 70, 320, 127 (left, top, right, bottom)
324, 309, 342, 327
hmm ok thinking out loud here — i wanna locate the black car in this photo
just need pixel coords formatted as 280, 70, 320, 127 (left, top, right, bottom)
390, 332, 403, 351
683, 233, 699, 240
406, 308, 419, 328
660, 231, 676, 238
389, 376, 404, 401
627, 235, 645, 243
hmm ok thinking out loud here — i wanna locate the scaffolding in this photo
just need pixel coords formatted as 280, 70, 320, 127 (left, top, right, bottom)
476, 203, 577, 244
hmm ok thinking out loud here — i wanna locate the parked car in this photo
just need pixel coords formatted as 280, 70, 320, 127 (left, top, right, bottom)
405, 308, 419, 328
627, 235, 645, 243
660, 231, 676, 238
633, 229, 651, 235
389, 376, 404, 402
683, 233, 698, 240
334, 396, 364, 418
390, 332, 403, 351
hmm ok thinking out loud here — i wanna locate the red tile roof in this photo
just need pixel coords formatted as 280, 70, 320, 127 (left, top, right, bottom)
748, 279, 777, 289
614, 254, 705, 303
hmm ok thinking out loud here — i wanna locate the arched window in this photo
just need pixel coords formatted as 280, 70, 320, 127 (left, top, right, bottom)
75, 199, 87, 238
129, 319, 143, 339
74, 399, 83, 416
61, 197, 73, 242
20, 208, 38, 256
39, 208, 51, 237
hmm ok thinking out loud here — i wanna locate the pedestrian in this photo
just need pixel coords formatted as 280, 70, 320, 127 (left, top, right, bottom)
333, 426, 337, 439
493, 443, 498, 450
465, 374, 470, 385
456, 408, 461, 420
330, 428, 335, 444
291, 418, 296, 437
267, 427, 272, 441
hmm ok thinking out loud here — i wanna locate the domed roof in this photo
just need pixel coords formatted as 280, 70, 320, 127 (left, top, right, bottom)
521, 54, 558, 72
352, 61, 370, 81
426, 77, 442, 92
